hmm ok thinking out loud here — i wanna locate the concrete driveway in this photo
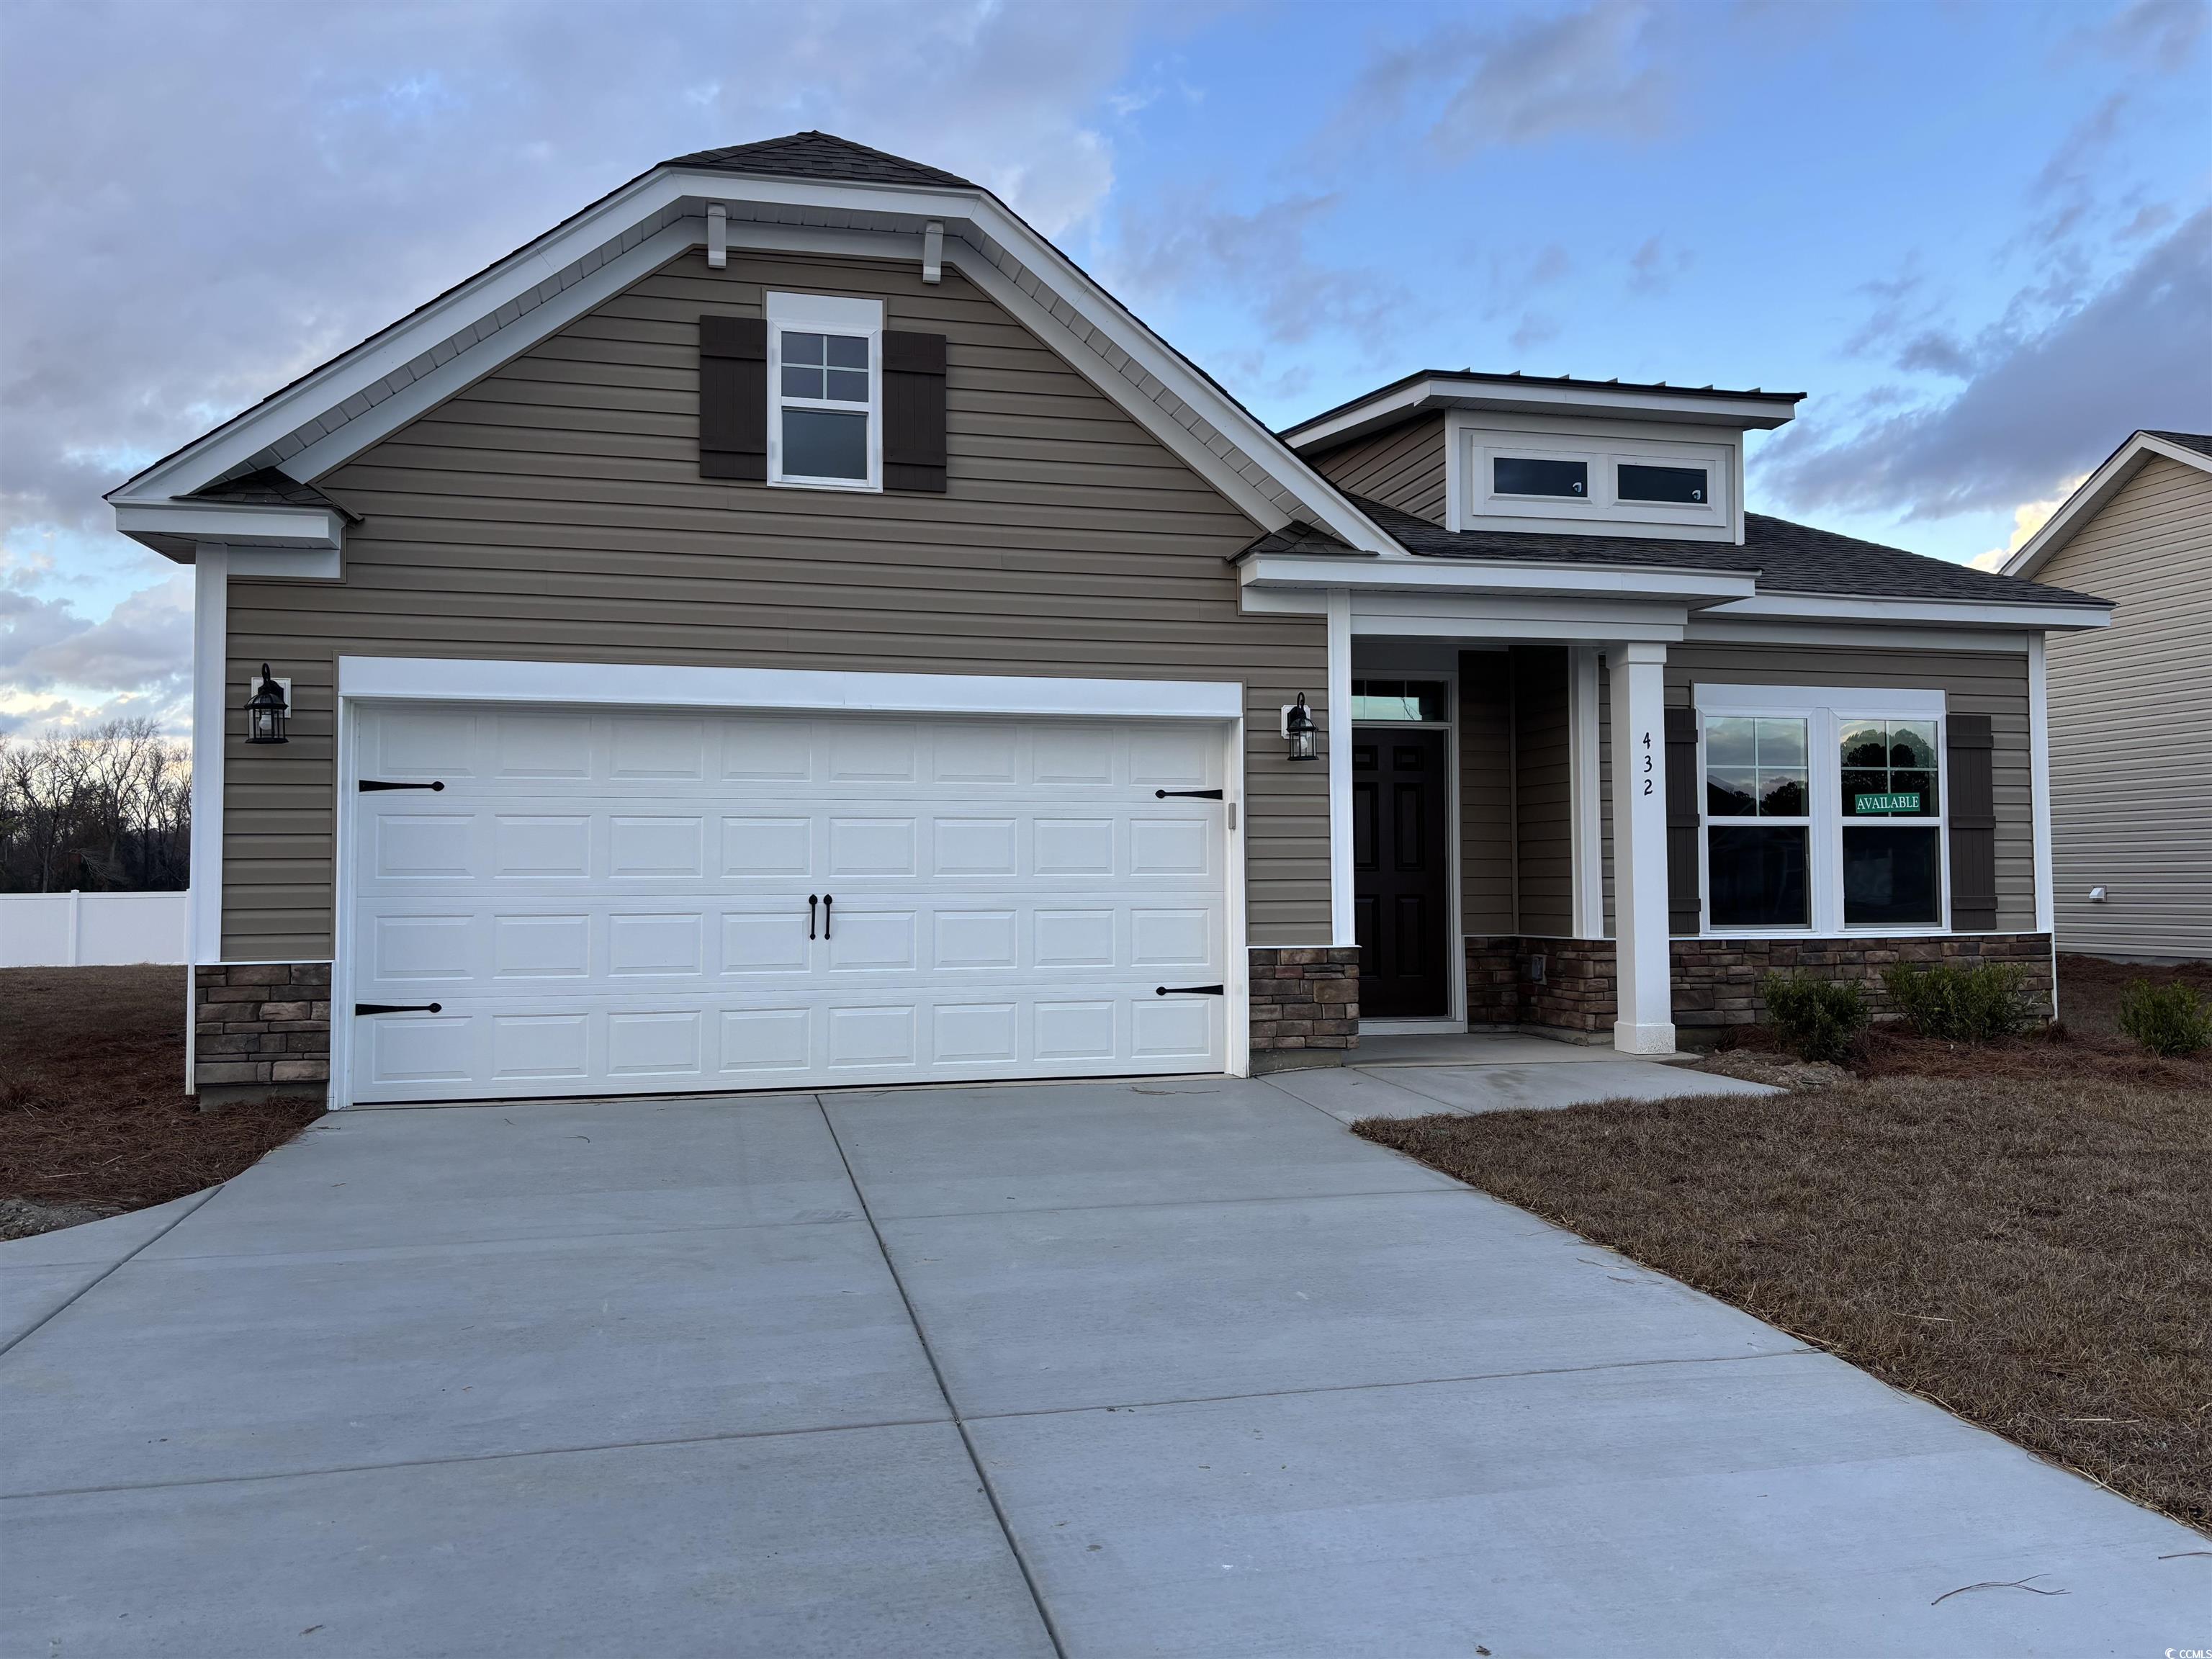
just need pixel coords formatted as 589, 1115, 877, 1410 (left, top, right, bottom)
3, 1064, 2202, 1656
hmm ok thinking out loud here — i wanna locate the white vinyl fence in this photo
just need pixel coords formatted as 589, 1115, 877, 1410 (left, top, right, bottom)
0, 891, 190, 967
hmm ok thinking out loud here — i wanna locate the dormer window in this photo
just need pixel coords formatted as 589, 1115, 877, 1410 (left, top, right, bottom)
1618, 463, 1706, 505
767, 291, 883, 491
1493, 457, 1587, 498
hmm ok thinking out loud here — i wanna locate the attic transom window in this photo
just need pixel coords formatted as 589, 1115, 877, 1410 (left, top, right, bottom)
767, 291, 884, 491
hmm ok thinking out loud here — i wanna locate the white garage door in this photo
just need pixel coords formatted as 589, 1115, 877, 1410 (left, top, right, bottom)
346, 703, 1231, 1103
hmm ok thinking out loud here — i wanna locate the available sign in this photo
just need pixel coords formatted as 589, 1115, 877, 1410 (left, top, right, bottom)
1855, 791, 1923, 814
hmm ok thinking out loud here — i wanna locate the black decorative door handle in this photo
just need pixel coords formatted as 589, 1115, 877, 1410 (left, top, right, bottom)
1154, 788, 1224, 799
359, 780, 445, 792
822, 894, 833, 939
355, 1002, 443, 1015
1155, 984, 1225, 997
808, 894, 819, 940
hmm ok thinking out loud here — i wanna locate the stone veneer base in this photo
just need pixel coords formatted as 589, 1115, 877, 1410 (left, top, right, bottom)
1247, 946, 1361, 1061
193, 963, 332, 1099
1466, 932, 2054, 1037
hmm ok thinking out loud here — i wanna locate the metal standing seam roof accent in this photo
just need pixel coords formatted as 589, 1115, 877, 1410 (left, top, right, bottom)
1282, 368, 1809, 439
1240, 495, 2108, 608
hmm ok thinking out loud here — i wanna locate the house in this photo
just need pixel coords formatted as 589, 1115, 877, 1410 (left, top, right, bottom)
2000, 431, 2211, 962
108, 132, 2112, 1107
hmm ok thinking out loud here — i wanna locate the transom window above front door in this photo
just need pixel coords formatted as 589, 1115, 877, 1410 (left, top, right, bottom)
767, 291, 883, 490
1695, 685, 1948, 936
1351, 679, 1448, 722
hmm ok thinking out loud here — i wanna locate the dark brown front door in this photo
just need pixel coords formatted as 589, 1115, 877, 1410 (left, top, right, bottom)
1353, 727, 1449, 1018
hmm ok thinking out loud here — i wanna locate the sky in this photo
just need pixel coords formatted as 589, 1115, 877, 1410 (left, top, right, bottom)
3, 0, 2208, 740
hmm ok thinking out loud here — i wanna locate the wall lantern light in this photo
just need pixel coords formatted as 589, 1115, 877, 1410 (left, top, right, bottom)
1282, 693, 1316, 762
244, 664, 290, 745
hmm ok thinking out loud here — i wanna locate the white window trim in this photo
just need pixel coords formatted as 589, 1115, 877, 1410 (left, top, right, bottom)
1693, 683, 1949, 939
1460, 418, 1734, 537
765, 290, 883, 492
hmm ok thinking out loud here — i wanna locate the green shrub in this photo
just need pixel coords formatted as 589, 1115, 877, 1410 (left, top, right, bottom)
1759, 971, 1869, 1063
1881, 961, 2035, 1041
2118, 979, 2212, 1057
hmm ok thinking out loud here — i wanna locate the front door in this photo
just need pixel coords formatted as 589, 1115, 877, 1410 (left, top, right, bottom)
1353, 727, 1450, 1018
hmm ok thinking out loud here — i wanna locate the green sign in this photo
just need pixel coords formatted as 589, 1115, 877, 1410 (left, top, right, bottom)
1855, 791, 1922, 814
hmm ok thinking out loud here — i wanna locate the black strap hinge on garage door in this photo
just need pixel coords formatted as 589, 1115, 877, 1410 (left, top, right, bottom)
359, 779, 445, 792
355, 1002, 443, 1015
1155, 984, 1225, 997
1154, 788, 1223, 799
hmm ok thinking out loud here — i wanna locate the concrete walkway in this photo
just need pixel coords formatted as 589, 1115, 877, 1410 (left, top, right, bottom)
2, 1063, 2201, 1656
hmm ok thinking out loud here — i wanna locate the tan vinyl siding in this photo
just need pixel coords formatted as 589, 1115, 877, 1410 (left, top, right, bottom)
2033, 454, 2212, 957
221, 248, 1327, 959
1661, 642, 2038, 932
1308, 417, 1447, 523
1513, 647, 1573, 935
1458, 652, 1515, 932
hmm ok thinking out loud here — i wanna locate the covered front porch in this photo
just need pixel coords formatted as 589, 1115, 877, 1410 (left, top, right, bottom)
1241, 555, 2059, 1061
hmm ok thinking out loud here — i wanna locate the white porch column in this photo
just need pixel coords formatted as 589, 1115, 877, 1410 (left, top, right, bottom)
1607, 642, 1675, 1054
1326, 587, 1355, 945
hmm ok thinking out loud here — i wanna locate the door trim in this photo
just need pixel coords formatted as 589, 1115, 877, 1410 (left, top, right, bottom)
328, 662, 1248, 1108
1349, 662, 1465, 1032
336, 655, 1243, 721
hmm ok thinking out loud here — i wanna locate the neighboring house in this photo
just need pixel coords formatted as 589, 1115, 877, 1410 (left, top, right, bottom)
109, 132, 2111, 1107
2001, 431, 2212, 962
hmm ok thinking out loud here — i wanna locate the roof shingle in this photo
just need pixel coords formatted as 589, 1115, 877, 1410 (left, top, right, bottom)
663, 132, 974, 190
1340, 497, 2108, 608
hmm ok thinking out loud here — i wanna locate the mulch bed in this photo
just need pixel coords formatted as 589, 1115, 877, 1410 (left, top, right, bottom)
0, 966, 323, 1239
1356, 972, 2212, 1532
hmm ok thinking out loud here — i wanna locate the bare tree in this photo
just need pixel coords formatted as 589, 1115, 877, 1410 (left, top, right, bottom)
0, 723, 192, 891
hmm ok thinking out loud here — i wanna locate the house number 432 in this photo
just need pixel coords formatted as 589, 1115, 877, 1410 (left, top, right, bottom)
1642, 730, 1654, 795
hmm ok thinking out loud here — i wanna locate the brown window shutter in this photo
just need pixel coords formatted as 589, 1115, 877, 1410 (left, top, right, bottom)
1664, 706, 1702, 935
1946, 713, 1997, 931
881, 331, 948, 493
699, 315, 766, 482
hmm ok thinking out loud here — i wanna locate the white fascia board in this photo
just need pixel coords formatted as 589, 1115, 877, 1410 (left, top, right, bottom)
1352, 593, 1686, 643
1240, 551, 1756, 605
1687, 616, 2031, 653
1283, 382, 1438, 453
1283, 376, 1799, 449
2001, 431, 2212, 580
337, 655, 1244, 721
113, 166, 1398, 558
1702, 591, 2111, 630
116, 501, 347, 560
112, 171, 706, 505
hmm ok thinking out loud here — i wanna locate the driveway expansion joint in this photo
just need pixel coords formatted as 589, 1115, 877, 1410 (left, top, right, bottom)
814, 1093, 1071, 1659
0, 1413, 961, 1503
0, 1185, 224, 1361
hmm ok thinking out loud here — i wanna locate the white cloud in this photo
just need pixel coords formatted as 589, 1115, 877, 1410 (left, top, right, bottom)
1969, 477, 2086, 570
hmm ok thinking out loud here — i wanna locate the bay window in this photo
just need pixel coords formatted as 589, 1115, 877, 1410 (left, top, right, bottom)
1696, 686, 1948, 935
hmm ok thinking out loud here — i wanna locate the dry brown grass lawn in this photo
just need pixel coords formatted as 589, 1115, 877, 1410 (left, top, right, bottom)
1356, 1069, 2211, 1532
0, 965, 321, 1237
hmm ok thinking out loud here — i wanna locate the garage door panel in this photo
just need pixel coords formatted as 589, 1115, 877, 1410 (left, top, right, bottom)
351, 705, 1230, 1102
723, 816, 812, 877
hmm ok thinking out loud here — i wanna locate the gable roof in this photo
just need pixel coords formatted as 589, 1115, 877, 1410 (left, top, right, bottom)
665, 131, 974, 189
2002, 429, 2212, 580
1249, 496, 2108, 610
2143, 429, 2212, 460
107, 132, 1397, 559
